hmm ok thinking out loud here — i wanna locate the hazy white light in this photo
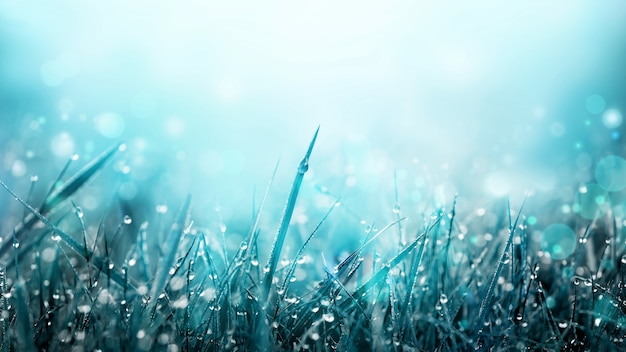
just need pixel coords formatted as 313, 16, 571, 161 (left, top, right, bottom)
95, 112, 125, 138
485, 172, 511, 197
165, 118, 185, 137
11, 160, 26, 177
50, 132, 75, 157
216, 77, 241, 102
602, 108, 622, 129
40, 52, 81, 87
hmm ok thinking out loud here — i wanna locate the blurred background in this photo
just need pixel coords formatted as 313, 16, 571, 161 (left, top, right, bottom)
1, 1, 625, 259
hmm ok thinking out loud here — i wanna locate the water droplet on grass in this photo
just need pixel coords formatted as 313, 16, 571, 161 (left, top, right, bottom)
123, 216, 132, 225
439, 294, 448, 304
322, 313, 335, 322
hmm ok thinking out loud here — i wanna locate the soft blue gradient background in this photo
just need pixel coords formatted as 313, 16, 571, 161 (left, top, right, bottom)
1, 1, 625, 254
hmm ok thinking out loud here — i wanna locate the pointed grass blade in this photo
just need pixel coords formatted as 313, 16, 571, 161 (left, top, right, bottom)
149, 194, 192, 305
475, 196, 527, 336
0, 180, 134, 291
0, 143, 122, 259
40, 142, 122, 214
261, 126, 319, 304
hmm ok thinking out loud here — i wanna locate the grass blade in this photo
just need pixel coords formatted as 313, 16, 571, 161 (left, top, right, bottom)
0, 143, 122, 259
149, 194, 192, 307
474, 196, 527, 343
261, 126, 319, 304
0, 180, 134, 291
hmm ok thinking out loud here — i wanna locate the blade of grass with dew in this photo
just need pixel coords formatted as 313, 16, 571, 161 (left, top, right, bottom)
241, 160, 280, 265
276, 199, 340, 310
335, 217, 407, 281
474, 196, 527, 341
219, 163, 280, 298
399, 214, 440, 338
0, 143, 122, 259
0, 180, 135, 291
149, 194, 191, 309
11, 231, 36, 351
135, 222, 152, 284
345, 213, 442, 310
261, 126, 319, 304
0, 265, 8, 352
441, 194, 457, 293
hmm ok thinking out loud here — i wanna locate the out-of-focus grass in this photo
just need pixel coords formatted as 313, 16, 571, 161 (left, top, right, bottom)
0, 135, 625, 351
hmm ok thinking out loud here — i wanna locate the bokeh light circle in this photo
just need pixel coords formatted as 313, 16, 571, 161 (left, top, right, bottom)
541, 223, 576, 260
95, 113, 125, 138
602, 109, 623, 129
596, 155, 626, 192
50, 132, 75, 157
586, 94, 606, 114
575, 183, 610, 219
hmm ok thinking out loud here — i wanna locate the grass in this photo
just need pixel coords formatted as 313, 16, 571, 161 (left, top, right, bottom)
0, 131, 625, 351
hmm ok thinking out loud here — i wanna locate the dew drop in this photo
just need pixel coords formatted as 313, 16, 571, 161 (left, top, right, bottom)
322, 313, 335, 323
439, 294, 449, 304
123, 216, 132, 225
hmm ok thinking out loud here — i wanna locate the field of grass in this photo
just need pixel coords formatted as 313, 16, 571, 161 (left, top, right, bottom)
0, 130, 625, 351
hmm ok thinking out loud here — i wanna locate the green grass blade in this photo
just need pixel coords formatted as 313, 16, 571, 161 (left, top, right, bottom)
244, 160, 280, 261
149, 194, 192, 306
0, 143, 122, 259
345, 213, 442, 308
475, 196, 527, 340
261, 126, 319, 304
0, 180, 133, 291
41, 142, 122, 214
13, 278, 35, 351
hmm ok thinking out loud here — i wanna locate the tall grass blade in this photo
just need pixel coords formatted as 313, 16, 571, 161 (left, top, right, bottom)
0, 180, 133, 290
11, 230, 35, 350
475, 196, 527, 341
400, 215, 438, 331
41, 143, 122, 214
345, 213, 443, 308
13, 278, 35, 351
149, 194, 192, 306
244, 160, 280, 261
0, 143, 121, 259
261, 126, 319, 304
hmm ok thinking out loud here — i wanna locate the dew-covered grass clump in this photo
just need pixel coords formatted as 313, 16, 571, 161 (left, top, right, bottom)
1, 131, 626, 351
